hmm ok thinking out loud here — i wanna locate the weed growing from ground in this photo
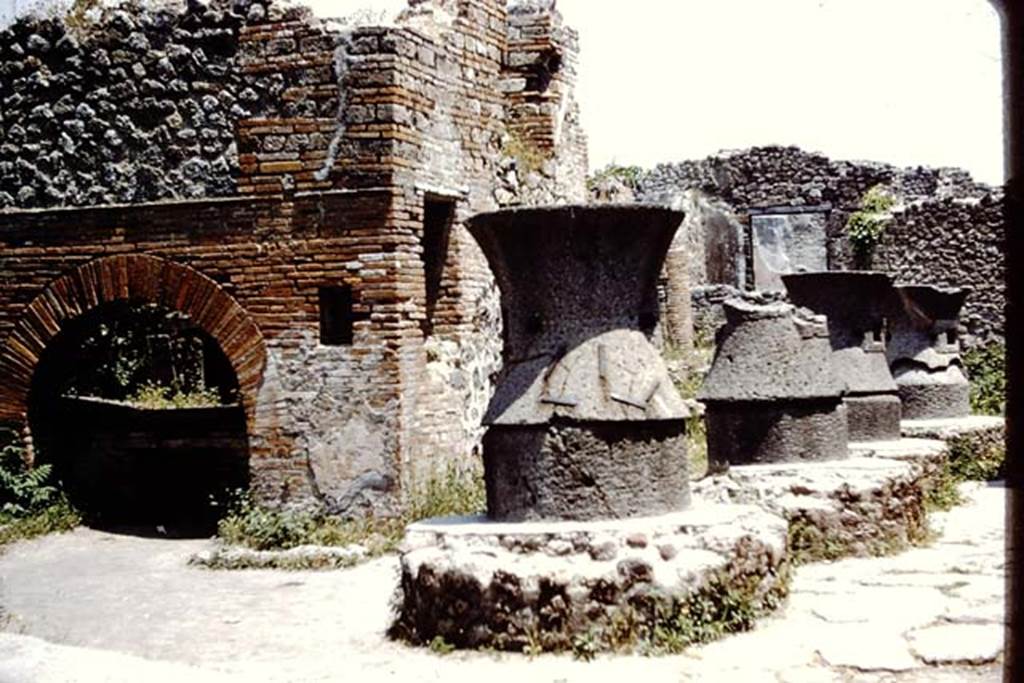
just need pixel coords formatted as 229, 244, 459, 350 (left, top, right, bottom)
214, 462, 486, 563
663, 333, 714, 479
0, 428, 80, 547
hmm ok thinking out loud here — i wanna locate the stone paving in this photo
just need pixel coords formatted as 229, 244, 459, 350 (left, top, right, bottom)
0, 481, 1005, 682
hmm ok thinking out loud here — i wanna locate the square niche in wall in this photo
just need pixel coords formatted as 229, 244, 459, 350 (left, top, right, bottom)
750, 209, 829, 291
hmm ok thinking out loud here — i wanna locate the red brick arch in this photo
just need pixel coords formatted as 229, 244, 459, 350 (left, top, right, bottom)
0, 254, 266, 424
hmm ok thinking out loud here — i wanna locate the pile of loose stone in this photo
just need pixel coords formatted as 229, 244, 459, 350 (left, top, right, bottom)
388, 206, 1002, 655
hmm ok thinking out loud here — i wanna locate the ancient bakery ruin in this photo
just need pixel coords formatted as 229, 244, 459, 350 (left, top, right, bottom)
0, 0, 1007, 656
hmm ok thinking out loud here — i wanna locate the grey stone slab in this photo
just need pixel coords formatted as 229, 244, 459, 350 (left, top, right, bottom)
907, 623, 1003, 665
751, 212, 828, 292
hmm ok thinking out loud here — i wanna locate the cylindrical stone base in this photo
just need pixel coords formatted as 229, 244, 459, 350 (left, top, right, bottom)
483, 420, 690, 522
894, 367, 971, 419
705, 400, 848, 468
845, 394, 902, 442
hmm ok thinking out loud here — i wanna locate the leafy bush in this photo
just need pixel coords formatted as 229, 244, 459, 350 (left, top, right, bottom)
845, 185, 895, 266
501, 131, 547, 174
0, 499, 80, 546
0, 429, 80, 545
0, 441, 61, 519
127, 382, 224, 410
963, 342, 1006, 416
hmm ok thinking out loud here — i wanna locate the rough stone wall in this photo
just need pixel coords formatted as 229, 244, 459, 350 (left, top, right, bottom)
1, 0, 253, 207
0, 0, 588, 515
872, 195, 1005, 345
637, 146, 1004, 344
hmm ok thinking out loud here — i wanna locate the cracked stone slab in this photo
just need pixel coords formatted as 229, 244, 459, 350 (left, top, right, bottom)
816, 626, 920, 672
907, 623, 1003, 664
796, 585, 946, 627
693, 457, 919, 511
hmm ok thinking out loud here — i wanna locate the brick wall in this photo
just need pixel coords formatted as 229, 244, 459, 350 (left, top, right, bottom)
0, 0, 588, 515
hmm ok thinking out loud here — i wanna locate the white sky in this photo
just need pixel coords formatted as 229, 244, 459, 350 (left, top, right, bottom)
4, 0, 1005, 184
556, 0, 1005, 185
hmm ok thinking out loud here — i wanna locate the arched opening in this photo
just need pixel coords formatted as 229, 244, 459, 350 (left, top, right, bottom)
27, 301, 249, 535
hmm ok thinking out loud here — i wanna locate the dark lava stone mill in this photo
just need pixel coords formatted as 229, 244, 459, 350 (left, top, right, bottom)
886, 284, 972, 419
466, 205, 692, 522
698, 299, 848, 466
783, 271, 901, 442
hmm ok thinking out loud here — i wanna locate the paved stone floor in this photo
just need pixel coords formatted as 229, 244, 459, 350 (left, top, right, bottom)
0, 481, 1005, 682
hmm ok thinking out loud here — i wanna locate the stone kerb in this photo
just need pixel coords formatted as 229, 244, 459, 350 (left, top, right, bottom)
391, 505, 789, 653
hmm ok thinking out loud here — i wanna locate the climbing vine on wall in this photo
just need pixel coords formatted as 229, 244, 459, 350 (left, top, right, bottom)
844, 185, 895, 266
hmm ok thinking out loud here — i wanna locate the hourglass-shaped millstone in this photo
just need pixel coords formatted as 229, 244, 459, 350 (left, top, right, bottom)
466, 205, 692, 522
886, 284, 971, 419
698, 299, 848, 466
782, 271, 901, 442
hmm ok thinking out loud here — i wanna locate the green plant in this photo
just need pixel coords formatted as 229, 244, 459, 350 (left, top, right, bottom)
924, 464, 964, 512
948, 434, 1005, 482
963, 342, 1005, 416
127, 382, 223, 410
63, 0, 101, 35
0, 438, 61, 519
685, 416, 708, 481
845, 185, 895, 265
586, 163, 645, 193
0, 429, 80, 546
786, 518, 849, 564
663, 334, 714, 480
0, 498, 81, 546
571, 631, 599, 661
404, 462, 487, 522
428, 635, 456, 655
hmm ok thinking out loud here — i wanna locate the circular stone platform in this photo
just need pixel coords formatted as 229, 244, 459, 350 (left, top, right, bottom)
390, 503, 789, 654
692, 457, 927, 562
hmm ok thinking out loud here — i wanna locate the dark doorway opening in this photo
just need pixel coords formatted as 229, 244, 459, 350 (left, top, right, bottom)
27, 301, 249, 537
421, 197, 455, 337
319, 284, 357, 346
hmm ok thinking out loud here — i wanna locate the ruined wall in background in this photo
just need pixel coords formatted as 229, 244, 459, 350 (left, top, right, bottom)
494, 0, 587, 207
637, 146, 1004, 345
